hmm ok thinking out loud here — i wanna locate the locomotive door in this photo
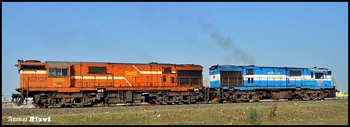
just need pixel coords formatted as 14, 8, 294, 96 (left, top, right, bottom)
162, 67, 171, 87
245, 69, 254, 87
287, 69, 302, 87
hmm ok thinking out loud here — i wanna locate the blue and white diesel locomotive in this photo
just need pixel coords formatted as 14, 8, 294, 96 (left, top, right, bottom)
208, 65, 337, 102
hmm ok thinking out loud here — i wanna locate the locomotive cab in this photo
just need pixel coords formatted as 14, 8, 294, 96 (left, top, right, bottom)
309, 67, 333, 88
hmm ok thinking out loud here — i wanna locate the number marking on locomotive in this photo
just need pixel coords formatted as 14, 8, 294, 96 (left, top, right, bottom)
52, 78, 65, 82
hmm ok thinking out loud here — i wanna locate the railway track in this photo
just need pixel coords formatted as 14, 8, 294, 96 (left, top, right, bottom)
8, 97, 345, 109
82, 97, 346, 108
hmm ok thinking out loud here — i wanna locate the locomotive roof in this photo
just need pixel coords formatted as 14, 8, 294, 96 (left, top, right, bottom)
43, 60, 202, 67
210, 64, 330, 71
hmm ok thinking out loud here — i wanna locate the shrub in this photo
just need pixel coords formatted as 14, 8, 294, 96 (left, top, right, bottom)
247, 107, 261, 125
268, 104, 278, 120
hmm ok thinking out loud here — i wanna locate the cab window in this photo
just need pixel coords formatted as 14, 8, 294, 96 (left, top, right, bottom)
315, 73, 324, 79
49, 68, 68, 77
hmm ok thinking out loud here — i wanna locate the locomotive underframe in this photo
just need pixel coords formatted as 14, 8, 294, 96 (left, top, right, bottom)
11, 87, 336, 108
210, 87, 337, 103
12, 89, 204, 108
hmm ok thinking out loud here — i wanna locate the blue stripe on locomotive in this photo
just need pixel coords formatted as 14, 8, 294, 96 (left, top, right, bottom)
209, 65, 334, 91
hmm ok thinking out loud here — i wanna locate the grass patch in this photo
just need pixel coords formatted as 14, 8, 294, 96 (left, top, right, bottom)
2, 100, 348, 125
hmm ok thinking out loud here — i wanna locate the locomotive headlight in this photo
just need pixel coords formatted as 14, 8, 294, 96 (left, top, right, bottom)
194, 88, 199, 92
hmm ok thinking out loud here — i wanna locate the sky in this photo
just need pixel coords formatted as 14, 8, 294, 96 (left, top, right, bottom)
2, 2, 348, 97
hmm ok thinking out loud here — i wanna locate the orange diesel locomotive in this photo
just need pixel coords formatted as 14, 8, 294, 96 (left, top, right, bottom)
12, 60, 204, 107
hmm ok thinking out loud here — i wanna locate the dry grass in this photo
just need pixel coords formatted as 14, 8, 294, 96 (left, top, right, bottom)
2, 99, 348, 125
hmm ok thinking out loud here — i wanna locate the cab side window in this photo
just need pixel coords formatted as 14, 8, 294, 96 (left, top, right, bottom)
49, 68, 68, 77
